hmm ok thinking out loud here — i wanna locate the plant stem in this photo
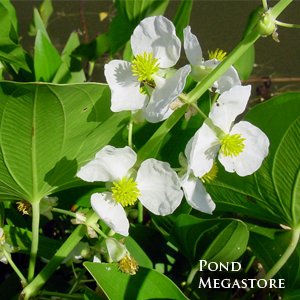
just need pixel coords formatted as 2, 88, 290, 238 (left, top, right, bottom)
184, 267, 198, 297
28, 201, 40, 283
190, 103, 208, 119
22, 223, 87, 299
186, 28, 261, 105
270, 0, 293, 19
262, 0, 268, 12
241, 226, 300, 300
138, 201, 143, 224
128, 117, 134, 148
52, 207, 86, 222
40, 291, 84, 299
3, 249, 27, 286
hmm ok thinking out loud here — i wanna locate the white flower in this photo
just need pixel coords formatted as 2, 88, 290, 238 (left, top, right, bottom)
77, 145, 183, 236
189, 85, 270, 177
183, 26, 241, 94
104, 15, 191, 123
179, 139, 216, 215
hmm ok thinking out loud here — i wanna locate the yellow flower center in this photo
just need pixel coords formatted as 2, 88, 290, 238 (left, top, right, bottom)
219, 133, 245, 157
131, 52, 160, 82
111, 177, 141, 207
208, 49, 227, 61
119, 254, 139, 275
201, 161, 218, 183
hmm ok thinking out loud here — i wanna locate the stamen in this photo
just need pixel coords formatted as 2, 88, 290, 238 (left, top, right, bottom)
131, 52, 160, 82
16, 200, 32, 215
119, 254, 139, 275
111, 177, 141, 207
219, 133, 245, 157
201, 161, 218, 183
208, 49, 227, 61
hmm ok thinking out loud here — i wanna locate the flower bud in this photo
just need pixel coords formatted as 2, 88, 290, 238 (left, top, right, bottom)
257, 14, 276, 36
106, 238, 127, 262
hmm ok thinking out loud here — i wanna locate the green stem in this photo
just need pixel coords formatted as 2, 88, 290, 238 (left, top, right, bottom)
262, 0, 268, 12
22, 220, 88, 299
136, 105, 187, 165
28, 201, 40, 283
241, 226, 300, 300
186, 28, 261, 105
275, 20, 300, 28
40, 291, 84, 299
270, 0, 293, 19
184, 267, 198, 297
52, 207, 86, 222
190, 102, 208, 119
3, 249, 27, 286
244, 255, 256, 274
138, 201, 143, 224
128, 117, 134, 148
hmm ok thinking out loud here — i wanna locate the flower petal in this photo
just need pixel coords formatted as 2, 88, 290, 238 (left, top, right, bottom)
183, 26, 203, 66
137, 159, 183, 215
190, 123, 220, 178
181, 176, 215, 214
144, 65, 191, 123
131, 15, 181, 68
104, 60, 148, 112
212, 65, 241, 94
218, 121, 270, 176
209, 85, 251, 133
77, 145, 137, 182
91, 192, 129, 236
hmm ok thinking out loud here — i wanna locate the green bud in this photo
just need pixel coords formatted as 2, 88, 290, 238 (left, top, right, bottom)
81, 246, 93, 260
257, 14, 276, 36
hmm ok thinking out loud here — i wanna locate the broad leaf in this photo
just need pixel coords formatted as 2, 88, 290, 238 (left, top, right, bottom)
0, 81, 129, 203
84, 262, 189, 300
171, 215, 249, 267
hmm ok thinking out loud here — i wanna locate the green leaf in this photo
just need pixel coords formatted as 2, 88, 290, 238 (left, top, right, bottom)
84, 286, 107, 300
72, 32, 110, 62
207, 92, 300, 227
32, 7, 50, 40
0, 81, 129, 203
249, 230, 300, 294
53, 32, 86, 83
34, 30, 62, 82
110, 13, 134, 56
171, 215, 249, 267
84, 262, 189, 300
0, 3, 31, 74
173, 0, 193, 41
29, 0, 53, 36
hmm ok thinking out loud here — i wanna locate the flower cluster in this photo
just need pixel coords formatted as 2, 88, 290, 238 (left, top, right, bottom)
77, 15, 270, 236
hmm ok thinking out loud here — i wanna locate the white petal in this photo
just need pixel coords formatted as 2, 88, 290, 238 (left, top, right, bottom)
183, 26, 203, 66
209, 85, 251, 133
181, 176, 215, 214
218, 121, 270, 176
144, 65, 191, 123
212, 66, 241, 94
91, 192, 129, 236
137, 159, 183, 216
77, 145, 136, 182
190, 123, 220, 178
131, 16, 181, 68
106, 238, 127, 262
104, 60, 148, 112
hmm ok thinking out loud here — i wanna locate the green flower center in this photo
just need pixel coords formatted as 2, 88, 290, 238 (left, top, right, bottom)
131, 52, 160, 82
200, 161, 218, 183
219, 133, 245, 157
111, 177, 141, 207
208, 48, 227, 61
